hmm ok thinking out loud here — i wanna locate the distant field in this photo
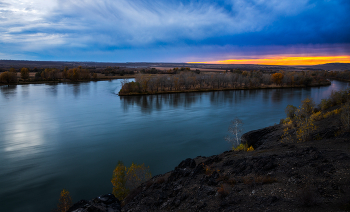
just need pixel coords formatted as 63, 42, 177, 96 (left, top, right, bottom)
152, 67, 225, 72
0, 60, 349, 72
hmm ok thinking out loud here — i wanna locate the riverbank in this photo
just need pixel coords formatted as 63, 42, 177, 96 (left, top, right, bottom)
68, 103, 350, 212
118, 81, 331, 96
0, 75, 135, 86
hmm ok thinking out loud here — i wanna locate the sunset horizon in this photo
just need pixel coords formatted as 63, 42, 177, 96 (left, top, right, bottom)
187, 55, 350, 66
0, 1, 349, 63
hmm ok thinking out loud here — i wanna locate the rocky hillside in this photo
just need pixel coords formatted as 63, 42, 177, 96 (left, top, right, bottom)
68, 109, 350, 212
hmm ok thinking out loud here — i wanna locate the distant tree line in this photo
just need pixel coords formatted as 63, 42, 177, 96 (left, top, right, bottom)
326, 70, 350, 81
0, 65, 139, 84
119, 70, 330, 95
0, 68, 17, 83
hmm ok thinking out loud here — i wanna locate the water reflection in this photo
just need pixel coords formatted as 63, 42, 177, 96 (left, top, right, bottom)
0, 79, 349, 212
72, 83, 81, 97
120, 92, 203, 113
120, 81, 350, 113
45, 84, 59, 97
20, 84, 30, 98
0, 85, 17, 99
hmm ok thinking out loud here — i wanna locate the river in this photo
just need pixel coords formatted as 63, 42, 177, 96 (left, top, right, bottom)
0, 79, 349, 211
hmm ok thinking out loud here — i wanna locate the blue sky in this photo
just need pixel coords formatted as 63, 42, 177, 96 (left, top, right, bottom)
0, 0, 349, 62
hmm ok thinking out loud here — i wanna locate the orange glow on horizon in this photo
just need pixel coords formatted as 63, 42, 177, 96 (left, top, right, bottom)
187, 55, 350, 65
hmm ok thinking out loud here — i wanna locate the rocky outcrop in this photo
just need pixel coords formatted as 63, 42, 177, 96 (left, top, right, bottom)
69, 111, 350, 212
241, 125, 282, 149
67, 193, 121, 212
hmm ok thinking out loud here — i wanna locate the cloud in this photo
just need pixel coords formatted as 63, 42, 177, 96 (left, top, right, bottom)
0, 0, 349, 61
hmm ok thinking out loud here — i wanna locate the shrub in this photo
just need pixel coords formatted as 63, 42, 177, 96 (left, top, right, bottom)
247, 146, 254, 151
296, 116, 317, 142
56, 189, 72, 212
310, 111, 322, 121
319, 99, 333, 110
232, 143, 254, 151
323, 108, 341, 119
111, 161, 151, 201
298, 97, 316, 117
285, 105, 297, 119
281, 127, 293, 143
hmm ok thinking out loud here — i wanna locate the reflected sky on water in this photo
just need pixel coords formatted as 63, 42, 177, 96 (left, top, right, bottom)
0, 80, 349, 211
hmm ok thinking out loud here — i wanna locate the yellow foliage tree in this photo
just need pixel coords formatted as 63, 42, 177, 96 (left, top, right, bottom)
111, 161, 128, 200
57, 189, 72, 212
271, 73, 284, 85
0, 71, 17, 83
232, 143, 254, 151
125, 162, 152, 191
20, 67, 29, 81
294, 98, 317, 142
111, 161, 151, 200
295, 115, 317, 142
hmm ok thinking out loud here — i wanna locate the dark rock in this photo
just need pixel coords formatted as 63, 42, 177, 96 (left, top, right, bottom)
177, 158, 196, 169
68, 194, 121, 212
203, 156, 222, 165
242, 125, 280, 148
71, 111, 350, 212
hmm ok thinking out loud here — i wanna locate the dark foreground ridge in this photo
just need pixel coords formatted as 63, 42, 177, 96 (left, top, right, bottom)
69, 118, 350, 211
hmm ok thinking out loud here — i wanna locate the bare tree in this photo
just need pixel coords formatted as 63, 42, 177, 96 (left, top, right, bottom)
225, 117, 244, 147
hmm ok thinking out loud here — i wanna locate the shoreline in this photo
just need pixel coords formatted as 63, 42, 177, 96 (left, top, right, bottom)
0, 75, 135, 86
68, 110, 350, 211
118, 81, 331, 96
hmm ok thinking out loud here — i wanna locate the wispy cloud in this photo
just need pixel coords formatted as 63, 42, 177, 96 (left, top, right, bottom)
0, 0, 349, 61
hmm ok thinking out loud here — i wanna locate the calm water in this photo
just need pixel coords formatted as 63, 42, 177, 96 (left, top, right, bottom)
0, 80, 349, 211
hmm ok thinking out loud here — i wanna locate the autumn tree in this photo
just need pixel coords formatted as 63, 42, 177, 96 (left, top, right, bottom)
92, 73, 98, 80
20, 67, 30, 81
0, 71, 17, 83
56, 189, 72, 212
285, 105, 297, 119
271, 73, 284, 85
225, 118, 244, 147
111, 161, 151, 201
112, 161, 128, 200
295, 97, 317, 142
9, 68, 16, 74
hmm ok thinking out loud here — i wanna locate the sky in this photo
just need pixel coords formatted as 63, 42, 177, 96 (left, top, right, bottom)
0, 0, 350, 65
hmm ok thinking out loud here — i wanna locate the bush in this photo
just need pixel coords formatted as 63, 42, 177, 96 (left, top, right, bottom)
56, 189, 72, 212
111, 161, 151, 201
323, 108, 341, 119
319, 99, 333, 110
296, 117, 317, 142
232, 143, 254, 151
310, 111, 322, 121
285, 105, 297, 119
299, 97, 316, 117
